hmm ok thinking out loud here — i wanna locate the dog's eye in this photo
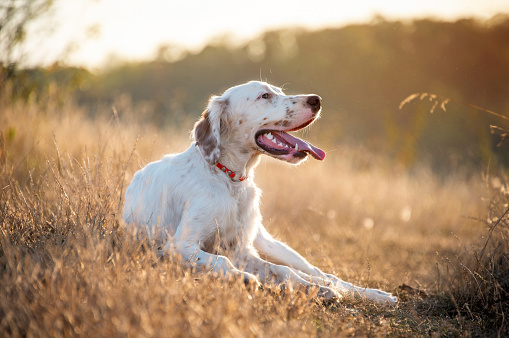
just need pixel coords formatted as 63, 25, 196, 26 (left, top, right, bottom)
261, 93, 270, 99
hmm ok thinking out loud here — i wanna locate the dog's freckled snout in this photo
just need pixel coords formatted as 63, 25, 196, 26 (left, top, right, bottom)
307, 95, 321, 113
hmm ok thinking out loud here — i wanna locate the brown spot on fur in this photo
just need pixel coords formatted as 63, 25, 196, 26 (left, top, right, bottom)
275, 120, 291, 127
238, 119, 243, 125
285, 108, 295, 118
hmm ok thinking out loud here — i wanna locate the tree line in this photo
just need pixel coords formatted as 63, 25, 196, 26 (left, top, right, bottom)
3, 16, 509, 171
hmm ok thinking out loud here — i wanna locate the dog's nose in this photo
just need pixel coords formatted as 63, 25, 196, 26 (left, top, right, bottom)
307, 95, 321, 113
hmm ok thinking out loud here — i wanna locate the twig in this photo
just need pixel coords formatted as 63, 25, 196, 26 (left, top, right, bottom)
467, 103, 509, 121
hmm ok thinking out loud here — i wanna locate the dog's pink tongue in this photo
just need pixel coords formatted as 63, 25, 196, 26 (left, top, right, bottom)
296, 139, 326, 160
279, 132, 326, 160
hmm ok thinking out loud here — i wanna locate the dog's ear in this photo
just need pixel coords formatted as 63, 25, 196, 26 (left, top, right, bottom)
194, 96, 228, 165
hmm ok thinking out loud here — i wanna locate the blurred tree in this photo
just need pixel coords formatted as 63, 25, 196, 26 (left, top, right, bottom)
0, 0, 54, 72
0, 0, 98, 104
0, 0, 55, 100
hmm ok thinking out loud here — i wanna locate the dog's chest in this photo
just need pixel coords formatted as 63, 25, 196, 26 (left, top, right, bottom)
207, 184, 260, 250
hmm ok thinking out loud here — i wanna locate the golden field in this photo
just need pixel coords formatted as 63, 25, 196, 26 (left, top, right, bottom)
1, 94, 507, 336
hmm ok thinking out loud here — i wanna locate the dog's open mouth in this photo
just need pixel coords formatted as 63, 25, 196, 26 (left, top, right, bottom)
255, 120, 326, 160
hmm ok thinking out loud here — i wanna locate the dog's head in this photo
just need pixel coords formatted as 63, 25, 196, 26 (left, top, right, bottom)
194, 81, 325, 165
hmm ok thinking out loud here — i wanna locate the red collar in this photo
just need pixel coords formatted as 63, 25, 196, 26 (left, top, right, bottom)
216, 163, 248, 182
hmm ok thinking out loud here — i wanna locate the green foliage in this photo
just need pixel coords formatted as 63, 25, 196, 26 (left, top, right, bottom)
0, 64, 93, 103
6, 127, 15, 142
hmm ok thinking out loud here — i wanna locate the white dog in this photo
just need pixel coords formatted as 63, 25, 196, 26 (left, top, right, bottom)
123, 81, 397, 304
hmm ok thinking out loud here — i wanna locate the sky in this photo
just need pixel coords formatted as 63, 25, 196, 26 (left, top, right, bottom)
24, 0, 509, 69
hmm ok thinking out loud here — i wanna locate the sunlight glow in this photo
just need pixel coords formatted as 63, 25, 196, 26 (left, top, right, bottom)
24, 0, 509, 68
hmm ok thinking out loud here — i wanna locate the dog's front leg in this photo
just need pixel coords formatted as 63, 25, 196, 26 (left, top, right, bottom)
298, 270, 398, 304
254, 227, 397, 304
253, 227, 328, 279
236, 250, 340, 301
164, 239, 260, 287
322, 273, 398, 304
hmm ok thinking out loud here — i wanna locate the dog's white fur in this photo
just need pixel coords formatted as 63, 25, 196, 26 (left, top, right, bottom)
123, 81, 397, 304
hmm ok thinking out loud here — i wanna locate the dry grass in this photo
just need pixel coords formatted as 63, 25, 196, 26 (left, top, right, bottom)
1, 95, 507, 336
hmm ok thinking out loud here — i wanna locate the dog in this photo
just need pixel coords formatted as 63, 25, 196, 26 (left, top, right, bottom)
123, 81, 397, 304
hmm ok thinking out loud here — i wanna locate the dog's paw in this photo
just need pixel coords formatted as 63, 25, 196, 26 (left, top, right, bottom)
317, 286, 342, 303
242, 272, 261, 290
365, 289, 398, 305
